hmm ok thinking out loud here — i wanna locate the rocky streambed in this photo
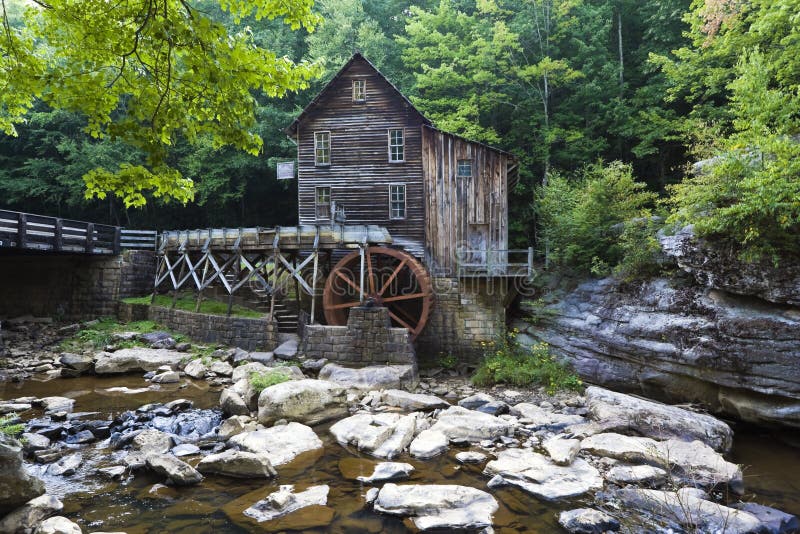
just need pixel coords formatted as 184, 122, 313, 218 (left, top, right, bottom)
1, 324, 800, 533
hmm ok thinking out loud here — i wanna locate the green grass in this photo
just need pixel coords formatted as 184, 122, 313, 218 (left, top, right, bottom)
472, 331, 583, 394
123, 294, 264, 318
249, 369, 293, 393
60, 317, 181, 351
0, 414, 24, 438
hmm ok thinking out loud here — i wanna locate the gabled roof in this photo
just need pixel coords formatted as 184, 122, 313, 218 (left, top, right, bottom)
284, 53, 516, 166
285, 52, 430, 138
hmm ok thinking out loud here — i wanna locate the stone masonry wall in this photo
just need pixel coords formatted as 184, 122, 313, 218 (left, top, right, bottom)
143, 305, 278, 351
300, 306, 415, 365
415, 277, 508, 365
0, 250, 155, 320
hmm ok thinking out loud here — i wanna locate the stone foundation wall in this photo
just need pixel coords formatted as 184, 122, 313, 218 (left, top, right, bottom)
0, 250, 155, 320
416, 277, 508, 364
300, 306, 415, 365
117, 303, 278, 351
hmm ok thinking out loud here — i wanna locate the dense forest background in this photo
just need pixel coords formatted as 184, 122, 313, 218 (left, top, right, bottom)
1, 0, 797, 268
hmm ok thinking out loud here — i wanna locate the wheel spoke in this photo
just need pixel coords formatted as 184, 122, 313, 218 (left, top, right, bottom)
382, 291, 427, 303
328, 300, 361, 310
387, 309, 414, 332
379, 259, 407, 296
335, 269, 362, 294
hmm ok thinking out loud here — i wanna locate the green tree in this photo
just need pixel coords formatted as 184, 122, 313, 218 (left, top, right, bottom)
1, 0, 322, 207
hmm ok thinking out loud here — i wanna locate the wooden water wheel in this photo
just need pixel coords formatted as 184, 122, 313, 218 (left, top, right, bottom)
323, 246, 433, 339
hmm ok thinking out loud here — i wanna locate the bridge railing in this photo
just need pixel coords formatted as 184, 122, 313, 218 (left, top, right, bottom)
0, 209, 157, 254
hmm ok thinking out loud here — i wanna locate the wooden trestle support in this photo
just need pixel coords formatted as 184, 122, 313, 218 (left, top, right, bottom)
152, 225, 432, 337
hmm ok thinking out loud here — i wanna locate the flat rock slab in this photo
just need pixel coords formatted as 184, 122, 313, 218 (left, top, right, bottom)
229, 423, 323, 467
373, 483, 498, 531
318, 363, 417, 391
381, 390, 449, 411
484, 448, 603, 501
510, 403, 585, 430
605, 464, 667, 486
357, 462, 415, 484
543, 436, 581, 466
244, 484, 328, 522
559, 508, 620, 534
94, 348, 184, 374
586, 385, 733, 453
409, 429, 449, 460
429, 406, 514, 441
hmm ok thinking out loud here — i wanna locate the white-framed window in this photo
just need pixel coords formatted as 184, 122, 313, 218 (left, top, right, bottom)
457, 159, 473, 178
352, 79, 366, 102
388, 128, 404, 163
314, 131, 330, 166
389, 184, 406, 219
315, 186, 331, 220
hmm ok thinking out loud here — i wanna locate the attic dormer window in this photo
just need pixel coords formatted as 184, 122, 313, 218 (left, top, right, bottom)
352, 79, 366, 102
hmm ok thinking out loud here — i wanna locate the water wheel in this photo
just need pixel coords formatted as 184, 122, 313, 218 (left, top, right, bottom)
323, 246, 433, 339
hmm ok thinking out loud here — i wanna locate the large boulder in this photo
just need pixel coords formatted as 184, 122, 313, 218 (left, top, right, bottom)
257, 379, 347, 426
318, 363, 418, 390
373, 483, 498, 531
429, 406, 514, 441
131, 429, 173, 454
229, 423, 323, 467
330, 413, 417, 459
197, 450, 276, 478
585, 386, 733, 452
580, 433, 743, 492
558, 508, 620, 534
0, 494, 62, 533
34, 516, 81, 534
484, 448, 603, 501
616, 487, 762, 533
94, 348, 184, 374
409, 429, 449, 460
219, 389, 250, 417
145, 454, 203, 486
0, 435, 45, 515
516, 275, 800, 429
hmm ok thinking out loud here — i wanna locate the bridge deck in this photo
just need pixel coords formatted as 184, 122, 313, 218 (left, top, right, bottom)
0, 209, 156, 254
159, 225, 392, 252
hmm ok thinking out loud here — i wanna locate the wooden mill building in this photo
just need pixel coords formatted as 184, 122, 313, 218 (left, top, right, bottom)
285, 53, 528, 359
285, 53, 519, 276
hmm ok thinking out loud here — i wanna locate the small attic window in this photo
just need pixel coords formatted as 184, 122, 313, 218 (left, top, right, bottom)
352, 79, 366, 102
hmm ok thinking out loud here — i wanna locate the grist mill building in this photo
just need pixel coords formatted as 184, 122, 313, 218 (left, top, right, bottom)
285, 53, 530, 360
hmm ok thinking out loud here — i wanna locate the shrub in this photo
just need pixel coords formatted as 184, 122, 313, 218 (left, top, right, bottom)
535, 161, 657, 276
614, 212, 666, 280
471, 330, 582, 394
249, 369, 292, 393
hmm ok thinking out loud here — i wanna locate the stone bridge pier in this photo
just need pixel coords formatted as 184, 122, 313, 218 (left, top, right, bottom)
0, 249, 155, 320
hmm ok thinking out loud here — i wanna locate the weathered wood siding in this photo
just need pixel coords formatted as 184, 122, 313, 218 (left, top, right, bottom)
293, 57, 427, 257
421, 125, 509, 275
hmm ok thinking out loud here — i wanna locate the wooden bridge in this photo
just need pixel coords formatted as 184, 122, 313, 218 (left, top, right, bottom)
0, 209, 157, 254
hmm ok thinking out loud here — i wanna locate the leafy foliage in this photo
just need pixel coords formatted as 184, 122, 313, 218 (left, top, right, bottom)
536, 161, 657, 275
249, 369, 293, 393
1, 0, 321, 206
0, 414, 24, 437
472, 330, 582, 394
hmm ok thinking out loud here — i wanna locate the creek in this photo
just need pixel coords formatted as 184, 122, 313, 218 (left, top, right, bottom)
2, 375, 799, 533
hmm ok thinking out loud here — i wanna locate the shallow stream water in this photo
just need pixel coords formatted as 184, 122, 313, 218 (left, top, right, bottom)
2, 375, 798, 533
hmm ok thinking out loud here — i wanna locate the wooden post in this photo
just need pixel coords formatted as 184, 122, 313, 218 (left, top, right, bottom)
85, 223, 95, 254
359, 245, 366, 303
528, 247, 534, 279
113, 227, 122, 255
309, 227, 320, 325
16, 212, 26, 249
53, 218, 63, 252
